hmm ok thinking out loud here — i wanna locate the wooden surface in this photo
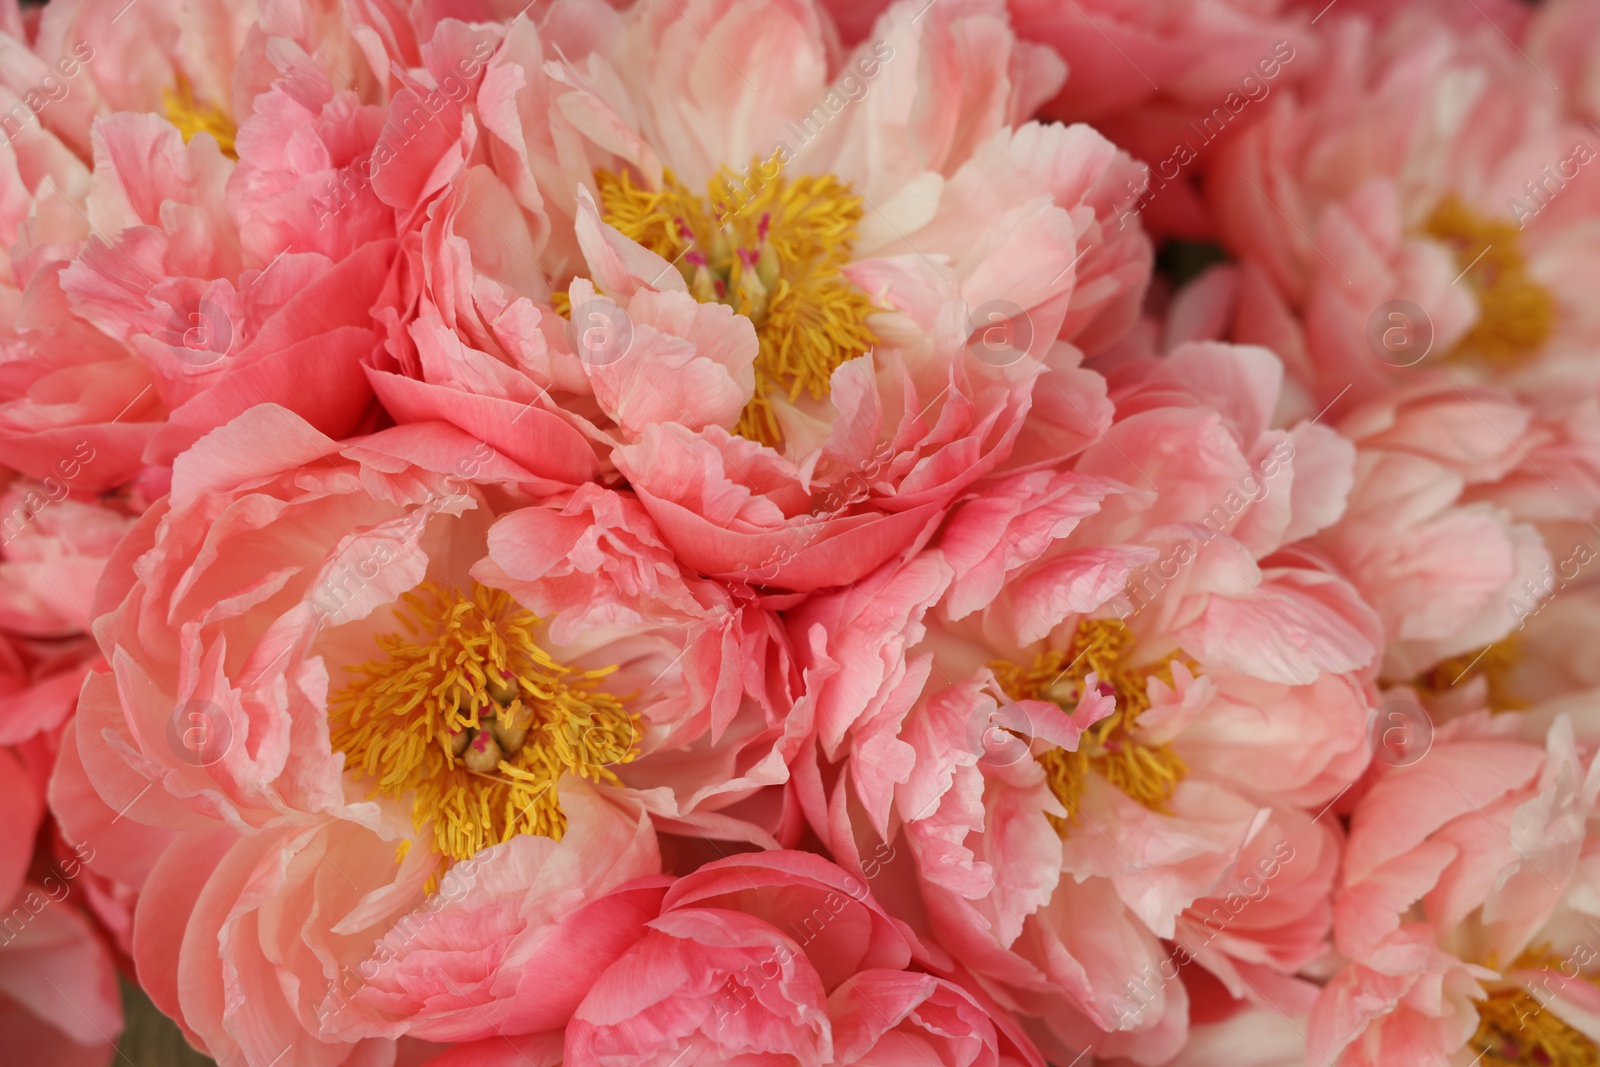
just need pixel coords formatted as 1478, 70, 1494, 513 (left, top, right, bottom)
117, 977, 216, 1066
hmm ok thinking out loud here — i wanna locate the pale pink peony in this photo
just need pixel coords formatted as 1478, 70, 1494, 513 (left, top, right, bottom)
1010, 0, 1318, 240
564, 849, 1044, 1067
1166, 264, 1587, 680
0, 0, 404, 495
349, 0, 1150, 592
1206, 8, 1600, 431
1318, 708, 1600, 1066
788, 342, 1378, 1062
0, 475, 134, 638
58, 403, 808, 1063
819, 0, 1318, 238
1308, 924, 1492, 1067
1308, 381, 1557, 679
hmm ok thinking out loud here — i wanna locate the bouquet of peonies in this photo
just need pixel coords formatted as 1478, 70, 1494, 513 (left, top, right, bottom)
3, 0, 1600, 1064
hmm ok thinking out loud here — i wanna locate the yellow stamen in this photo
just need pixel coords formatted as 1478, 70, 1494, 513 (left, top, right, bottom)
1471, 948, 1600, 1066
1416, 637, 1527, 712
1425, 196, 1555, 367
992, 620, 1192, 829
596, 156, 878, 447
163, 76, 237, 159
329, 582, 639, 868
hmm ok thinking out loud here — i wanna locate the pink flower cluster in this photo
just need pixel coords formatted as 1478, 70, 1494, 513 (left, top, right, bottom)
2, 0, 1600, 1065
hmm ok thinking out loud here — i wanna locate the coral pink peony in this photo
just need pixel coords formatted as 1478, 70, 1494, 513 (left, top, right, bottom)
565, 850, 1043, 1067
58, 403, 809, 1062
351, 0, 1149, 592
0, 0, 403, 496
1316, 709, 1600, 1066
1207, 8, 1600, 431
0, 627, 121, 1065
788, 342, 1377, 1062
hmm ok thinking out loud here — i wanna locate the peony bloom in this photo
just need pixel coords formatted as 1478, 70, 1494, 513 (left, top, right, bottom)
1007, 0, 1318, 241
1162, 265, 1586, 681
818, 0, 1318, 239
0, 0, 401, 496
564, 850, 1043, 1067
1315, 710, 1600, 1066
1307, 380, 1557, 680
1206, 8, 1600, 432
1308, 925, 1492, 1067
58, 404, 805, 1063
0, 474, 134, 638
352, 0, 1150, 592
789, 342, 1377, 1062
0, 624, 122, 1065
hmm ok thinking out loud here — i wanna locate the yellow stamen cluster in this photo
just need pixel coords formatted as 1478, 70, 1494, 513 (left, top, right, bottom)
992, 620, 1192, 830
329, 582, 639, 866
596, 157, 878, 446
1425, 196, 1555, 366
1471, 949, 1600, 1066
1417, 637, 1527, 712
163, 76, 237, 159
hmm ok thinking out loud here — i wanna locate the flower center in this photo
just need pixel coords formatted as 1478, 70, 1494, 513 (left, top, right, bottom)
1425, 196, 1554, 366
597, 157, 878, 446
163, 76, 237, 159
992, 620, 1191, 830
1471, 950, 1600, 1066
329, 582, 639, 866
1415, 637, 1526, 712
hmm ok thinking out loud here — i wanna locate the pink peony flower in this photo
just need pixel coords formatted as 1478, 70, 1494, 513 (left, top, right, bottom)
1308, 924, 1492, 1067
0, 629, 122, 1065
349, 0, 1150, 592
59, 404, 805, 1062
1163, 263, 1595, 680
564, 849, 1044, 1067
0, 475, 134, 638
1010, 0, 1318, 240
0, 0, 404, 495
788, 342, 1378, 1062
1318, 709, 1600, 1066
1206, 8, 1600, 431
820, 0, 1319, 238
